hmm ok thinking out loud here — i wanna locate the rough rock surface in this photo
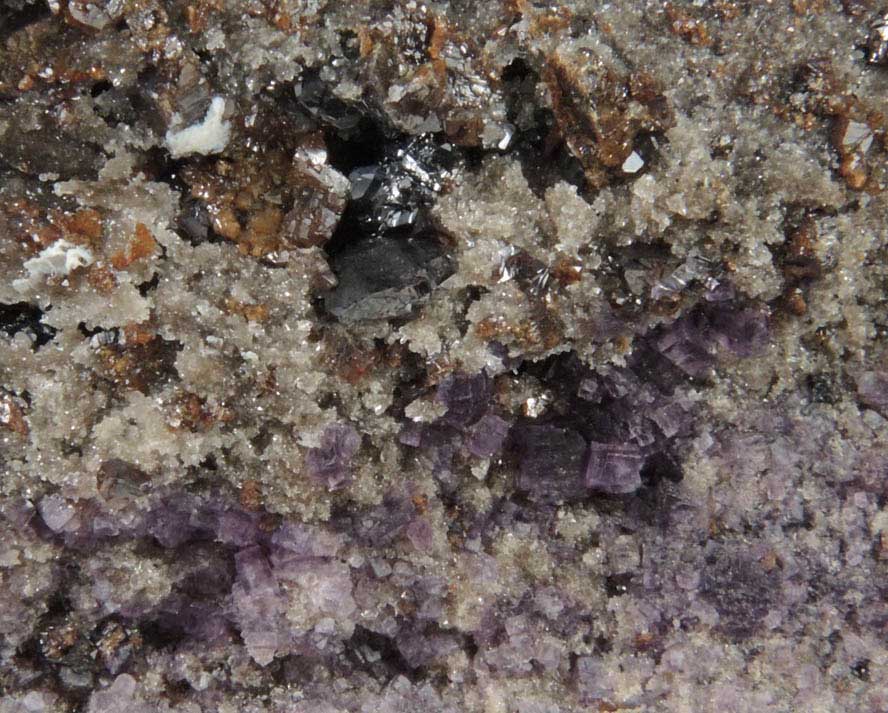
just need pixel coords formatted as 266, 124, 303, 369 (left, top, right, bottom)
1, 1, 887, 712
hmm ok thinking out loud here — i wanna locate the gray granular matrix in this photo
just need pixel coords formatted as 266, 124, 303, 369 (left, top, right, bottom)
1, 1, 887, 712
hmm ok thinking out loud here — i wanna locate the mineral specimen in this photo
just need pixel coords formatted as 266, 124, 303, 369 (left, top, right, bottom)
1, 1, 887, 712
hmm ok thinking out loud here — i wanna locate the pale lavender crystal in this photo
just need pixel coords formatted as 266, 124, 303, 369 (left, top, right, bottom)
359, 496, 417, 547
235, 545, 276, 590
37, 495, 76, 533
480, 615, 565, 676
12, 691, 56, 713
306, 423, 361, 489
466, 414, 510, 458
406, 517, 434, 552
857, 371, 888, 417
87, 674, 141, 713
431, 442, 456, 479
583, 442, 644, 494
215, 509, 261, 546
270, 522, 342, 565
711, 306, 769, 357
575, 656, 613, 703
650, 402, 691, 439
152, 597, 223, 645
396, 626, 461, 669
272, 558, 356, 619
413, 575, 449, 620
232, 546, 284, 665
436, 372, 492, 427
656, 320, 716, 378
627, 415, 658, 448
147, 506, 194, 548
597, 366, 638, 398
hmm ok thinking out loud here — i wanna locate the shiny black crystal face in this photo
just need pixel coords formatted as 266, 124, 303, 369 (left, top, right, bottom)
325, 234, 453, 322
348, 135, 457, 235
321, 132, 458, 322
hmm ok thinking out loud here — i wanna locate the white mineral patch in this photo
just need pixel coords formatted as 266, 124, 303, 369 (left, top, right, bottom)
13, 239, 94, 292
621, 150, 645, 174
841, 120, 873, 153
404, 397, 448, 423
165, 96, 231, 158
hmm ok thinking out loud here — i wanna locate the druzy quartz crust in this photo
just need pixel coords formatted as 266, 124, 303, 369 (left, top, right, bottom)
1, 1, 887, 712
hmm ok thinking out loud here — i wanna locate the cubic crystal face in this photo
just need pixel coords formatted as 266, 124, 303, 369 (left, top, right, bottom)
514, 424, 588, 503
583, 442, 644, 495
325, 235, 453, 322
305, 423, 362, 489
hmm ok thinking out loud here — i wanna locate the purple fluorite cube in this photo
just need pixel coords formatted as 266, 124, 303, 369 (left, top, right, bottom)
583, 442, 644, 494
515, 424, 587, 502
466, 414, 510, 458
858, 371, 888, 417
710, 306, 769, 357
436, 372, 492, 427
305, 423, 361, 489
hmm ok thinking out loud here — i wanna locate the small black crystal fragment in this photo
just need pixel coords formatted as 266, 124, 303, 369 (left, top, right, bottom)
851, 659, 870, 682
605, 573, 633, 598
177, 198, 211, 244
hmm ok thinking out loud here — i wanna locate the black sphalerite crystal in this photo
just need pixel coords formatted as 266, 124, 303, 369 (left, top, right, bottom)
325, 235, 453, 321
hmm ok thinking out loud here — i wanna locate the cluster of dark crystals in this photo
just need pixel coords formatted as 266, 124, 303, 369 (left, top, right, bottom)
295, 71, 365, 135
0, 301, 56, 348
348, 135, 458, 235
324, 135, 458, 322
